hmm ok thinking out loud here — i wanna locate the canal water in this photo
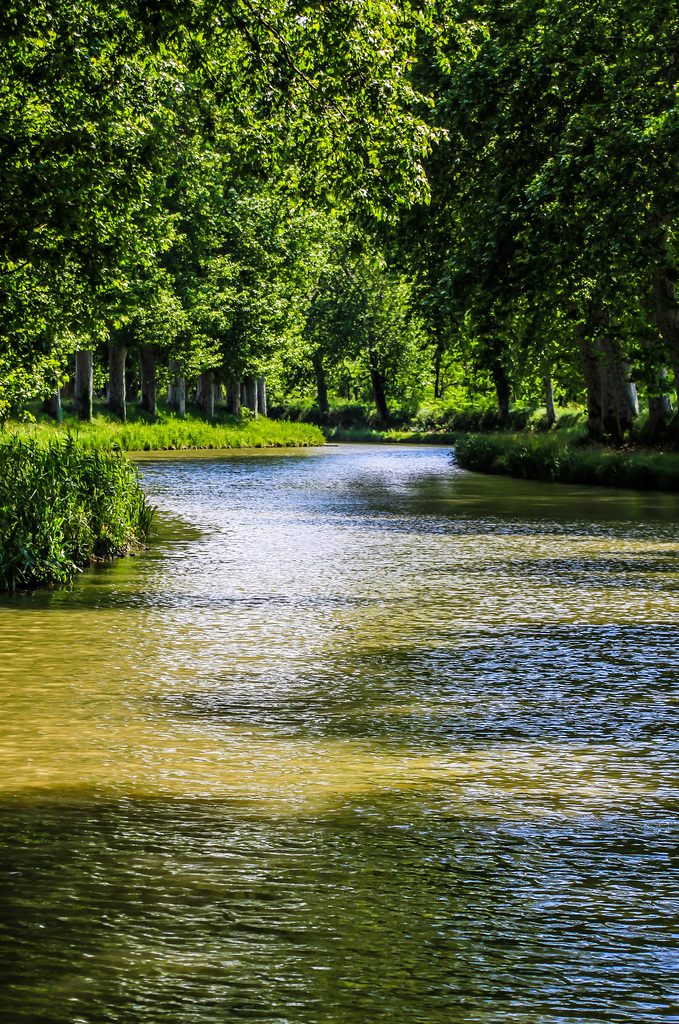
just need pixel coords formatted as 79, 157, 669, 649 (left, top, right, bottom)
1, 444, 678, 1022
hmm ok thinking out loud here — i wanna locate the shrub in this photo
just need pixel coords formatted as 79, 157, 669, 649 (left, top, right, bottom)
453, 433, 679, 492
0, 436, 155, 590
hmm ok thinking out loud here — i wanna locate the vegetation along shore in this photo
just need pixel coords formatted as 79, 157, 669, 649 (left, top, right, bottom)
0, 436, 154, 591
5, 0, 679, 586
453, 433, 679, 493
9, 400, 324, 453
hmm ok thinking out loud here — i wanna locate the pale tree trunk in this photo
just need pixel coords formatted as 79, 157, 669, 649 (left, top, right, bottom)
214, 382, 224, 405
197, 370, 214, 418
491, 358, 510, 426
600, 335, 639, 438
74, 350, 93, 421
139, 344, 157, 416
576, 323, 603, 438
246, 376, 259, 418
108, 342, 127, 422
167, 359, 186, 417
258, 375, 267, 417
368, 347, 389, 426
312, 351, 329, 416
543, 374, 556, 427
42, 389, 62, 421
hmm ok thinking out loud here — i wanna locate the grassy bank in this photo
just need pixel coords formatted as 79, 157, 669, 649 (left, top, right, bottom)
454, 432, 679, 492
0, 436, 155, 590
324, 426, 462, 444
12, 400, 325, 451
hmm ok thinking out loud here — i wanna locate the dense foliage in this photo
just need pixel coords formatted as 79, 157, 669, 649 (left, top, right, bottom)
0, 436, 154, 589
2, 0, 679, 441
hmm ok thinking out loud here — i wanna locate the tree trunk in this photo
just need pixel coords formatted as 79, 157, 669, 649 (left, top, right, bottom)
434, 343, 443, 400
576, 323, 603, 437
312, 351, 329, 415
42, 389, 62, 421
491, 359, 510, 425
368, 347, 389, 426
108, 342, 127, 422
240, 382, 247, 408
258, 375, 267, 417
214, 382, 224, 405
197, 370, 214, 418
246, 376, 259, 418
652, 266, 679, 400
74, 350, 93, 421
229, 381, 241, 417
600, 335, 639, 437
167, 359, 186, 417
543, 374, 556, 427
648, 388, 673, 437
139, 344, 157, 417
599, 347, 619, 438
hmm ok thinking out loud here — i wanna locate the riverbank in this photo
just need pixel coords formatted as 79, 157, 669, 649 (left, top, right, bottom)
323, 426, 461, 444
454, 432, 679, 491
0, 436, 154, 590
9, 402, 325, 451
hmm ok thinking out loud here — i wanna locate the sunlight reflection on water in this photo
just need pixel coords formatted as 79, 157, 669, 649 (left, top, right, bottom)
1, 445, 678, 1022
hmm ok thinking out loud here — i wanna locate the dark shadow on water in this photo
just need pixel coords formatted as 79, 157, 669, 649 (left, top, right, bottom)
0, 791, 677, 1023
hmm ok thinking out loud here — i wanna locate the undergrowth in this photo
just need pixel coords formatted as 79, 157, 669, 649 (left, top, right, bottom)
0, 436, 155, 590
270, 397, 588, 437
454, 433, 679, 491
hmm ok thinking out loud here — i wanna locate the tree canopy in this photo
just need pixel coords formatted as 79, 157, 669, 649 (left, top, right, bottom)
2, 0, 679, 436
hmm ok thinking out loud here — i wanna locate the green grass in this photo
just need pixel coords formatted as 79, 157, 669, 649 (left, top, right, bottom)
0, 435, 155, 590
11, 399, 325, 451
326, 426, 462, 444
454, 432, 679, 491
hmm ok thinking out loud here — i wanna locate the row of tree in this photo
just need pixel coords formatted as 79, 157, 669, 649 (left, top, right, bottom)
3, 1, 679, 439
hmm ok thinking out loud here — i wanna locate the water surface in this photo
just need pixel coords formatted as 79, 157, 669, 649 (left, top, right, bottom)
1, 445, 678, 1022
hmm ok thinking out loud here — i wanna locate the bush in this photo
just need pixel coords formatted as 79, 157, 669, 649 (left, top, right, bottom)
453, 433, 679, 492
0, 436, 155, 590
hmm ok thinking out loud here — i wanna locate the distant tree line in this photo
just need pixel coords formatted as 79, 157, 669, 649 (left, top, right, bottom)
2, 1, 679, 439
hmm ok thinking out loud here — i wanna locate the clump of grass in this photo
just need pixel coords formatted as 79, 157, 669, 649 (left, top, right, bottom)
325, 426, 462, 444
454, 433, 679, 491
0, 435, 155, 590
12, 413, 324, 452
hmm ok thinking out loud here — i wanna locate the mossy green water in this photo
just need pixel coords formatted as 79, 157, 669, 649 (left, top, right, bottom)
1, 446, 677, 1021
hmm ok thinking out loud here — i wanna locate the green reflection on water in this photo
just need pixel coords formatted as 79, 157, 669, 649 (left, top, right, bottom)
1, 448, 678, 1022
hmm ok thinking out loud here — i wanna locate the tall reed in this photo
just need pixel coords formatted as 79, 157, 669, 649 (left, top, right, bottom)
0, 436, 155, 590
